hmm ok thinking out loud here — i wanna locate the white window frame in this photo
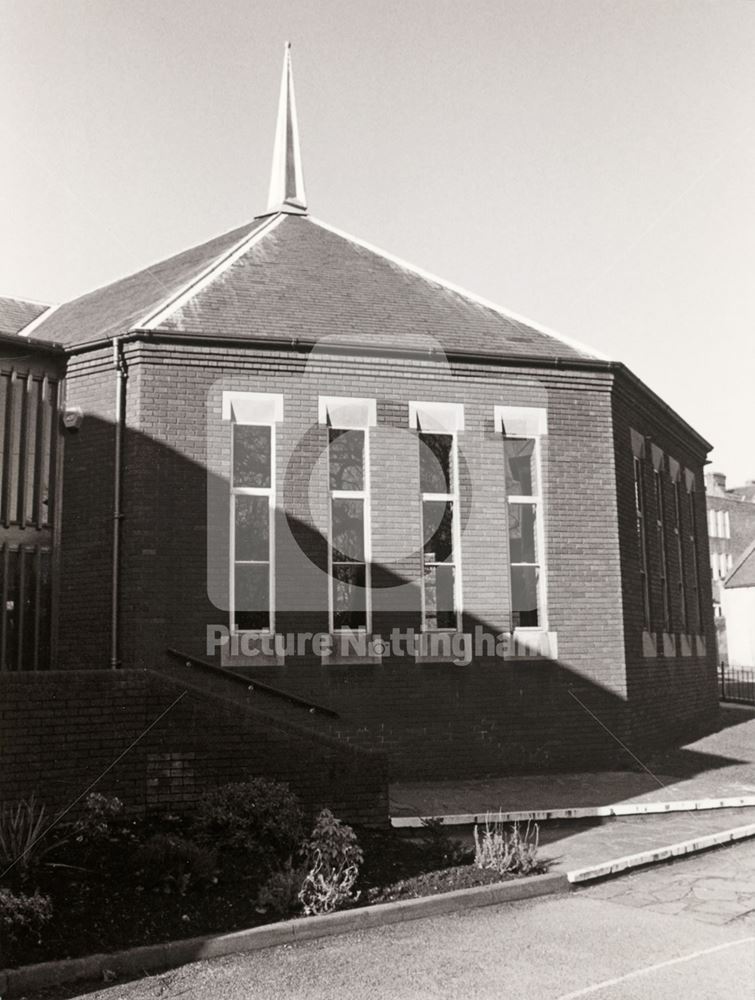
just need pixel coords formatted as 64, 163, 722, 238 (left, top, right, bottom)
497, 406, 548, 633
223, 391, 283, 635
320, 397, 375, 635
411, 401, 464, 633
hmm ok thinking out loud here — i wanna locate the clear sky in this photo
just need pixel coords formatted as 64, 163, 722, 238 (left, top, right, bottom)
2, 0, 753, 484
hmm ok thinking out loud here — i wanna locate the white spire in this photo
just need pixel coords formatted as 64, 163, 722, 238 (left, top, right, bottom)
266, 42, 307, 215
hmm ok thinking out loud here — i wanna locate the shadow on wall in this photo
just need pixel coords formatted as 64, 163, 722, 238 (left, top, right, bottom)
51, 412, 721, 783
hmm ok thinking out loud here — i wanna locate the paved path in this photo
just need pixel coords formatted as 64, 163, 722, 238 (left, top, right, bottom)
579, 835, 755, 926
68, 840, 755, 1000
391, 703, 755, 817
540, 806, 755, 874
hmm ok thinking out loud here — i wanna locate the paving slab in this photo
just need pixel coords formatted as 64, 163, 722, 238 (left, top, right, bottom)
390, 703, 755, 819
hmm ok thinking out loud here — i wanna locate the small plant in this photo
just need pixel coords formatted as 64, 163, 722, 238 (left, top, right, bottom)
473, 816, 540, 875
72, 793, 124, 844
418, 817, 470, 869
193, 778, 304, 875
0, 888, 53, 946
0, 796, 62, 879
299, 809, 363, 917
134, 833, 217, 895
255, 861, 308, 918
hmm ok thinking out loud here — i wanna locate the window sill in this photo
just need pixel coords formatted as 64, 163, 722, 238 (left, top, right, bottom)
221, 633, 285, 668
321, 633, 383, 666
661, 633, 677, 658
642, 630, 657, 658
509, 629, 558, 660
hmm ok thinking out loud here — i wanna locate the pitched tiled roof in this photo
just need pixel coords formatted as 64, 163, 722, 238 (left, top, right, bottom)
30, 220, 267, 346
0, 296, 49, 336
726, 539, 755, 589
30, 213, 602, 361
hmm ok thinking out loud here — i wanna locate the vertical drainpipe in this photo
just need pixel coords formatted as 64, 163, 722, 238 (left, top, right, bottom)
111, 337, 127, 668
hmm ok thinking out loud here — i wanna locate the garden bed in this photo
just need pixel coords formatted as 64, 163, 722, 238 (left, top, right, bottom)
1, 788, 546, 972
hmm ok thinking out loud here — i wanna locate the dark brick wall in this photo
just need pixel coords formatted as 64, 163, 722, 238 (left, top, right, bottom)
56, 341, 633, 777
611, 376, 718, 748
51, 339, 718, 779
56, 349, 116, 670
0, 670, 388, 826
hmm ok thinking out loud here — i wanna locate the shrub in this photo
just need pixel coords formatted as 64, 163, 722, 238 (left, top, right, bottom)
193, 779, 304, 874
299, 809, 363, 917
0, 888, 53, 945
473, 816, 541, 875
72, 793, 124, 845
255, 861, 308, 918
134, 834, 217, 895
418, 817, 470, 869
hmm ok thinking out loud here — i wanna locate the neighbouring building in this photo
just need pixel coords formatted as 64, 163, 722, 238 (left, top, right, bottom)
0, 49, 720, 819
723, 541, 755, 669
704, 470, 755, 664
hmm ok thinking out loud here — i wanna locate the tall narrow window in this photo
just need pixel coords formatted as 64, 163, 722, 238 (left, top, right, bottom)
223, 392, 283, 634
505, 438, 543, 628
319, 397, 375, 633
686, 472, 704, 634
496, 406, 548, 631
419, 432, 459, 630
328, 428, 368, 630
671, 463, 689, 633
631, 432, 651, 633
410, 401, 464, 632
652, 447, 671, 635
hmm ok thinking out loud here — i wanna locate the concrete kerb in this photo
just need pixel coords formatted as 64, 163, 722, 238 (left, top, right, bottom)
0, 871, 566, 998
390, 795, 755, 828
567, 820, 755, 883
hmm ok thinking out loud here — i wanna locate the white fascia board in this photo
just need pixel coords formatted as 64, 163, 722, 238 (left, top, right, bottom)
308, 217, 609, 362
136, 213, 285, 331
16, 302, 61, 338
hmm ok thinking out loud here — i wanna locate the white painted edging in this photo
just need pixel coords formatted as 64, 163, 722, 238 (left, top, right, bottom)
567, 821, 755, 883
0, 872, 566, 998
391, 796, 755, 828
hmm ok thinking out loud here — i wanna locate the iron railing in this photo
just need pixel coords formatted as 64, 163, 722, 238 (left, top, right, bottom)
719, 663, 755, 705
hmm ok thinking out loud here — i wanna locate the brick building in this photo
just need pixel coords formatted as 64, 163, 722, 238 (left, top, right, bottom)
0, 50, 719, 814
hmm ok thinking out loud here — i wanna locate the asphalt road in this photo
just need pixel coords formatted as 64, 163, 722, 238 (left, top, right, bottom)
72, 840, 755, 1000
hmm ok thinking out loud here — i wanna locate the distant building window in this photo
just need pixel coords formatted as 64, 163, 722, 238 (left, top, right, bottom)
724, 511, 731, 539
631, 432, 651, 632
410, 402, 464, 632
708, 509, 717, 537
223, 392, 283, 633
498, 406, 548, 631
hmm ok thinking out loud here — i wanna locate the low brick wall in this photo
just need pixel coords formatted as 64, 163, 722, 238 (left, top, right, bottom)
0, 670, 388, 827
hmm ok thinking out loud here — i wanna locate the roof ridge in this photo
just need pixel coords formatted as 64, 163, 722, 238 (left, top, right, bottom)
307, 216, 607, 362
725, 536, 755, 588
137, 214, 284, 331
0, 293, 52, 307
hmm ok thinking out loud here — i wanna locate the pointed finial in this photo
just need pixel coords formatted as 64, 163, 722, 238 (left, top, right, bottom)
266, 42, 307, 215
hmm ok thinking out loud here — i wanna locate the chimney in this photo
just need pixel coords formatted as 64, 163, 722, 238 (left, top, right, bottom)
705, 471, 727, 496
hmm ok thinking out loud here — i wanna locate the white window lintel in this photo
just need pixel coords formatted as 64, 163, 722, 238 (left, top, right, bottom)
318, 395, 376, 429
495, 405, 547, 438
409, 400, 464, 433
222, 391, 284, 425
